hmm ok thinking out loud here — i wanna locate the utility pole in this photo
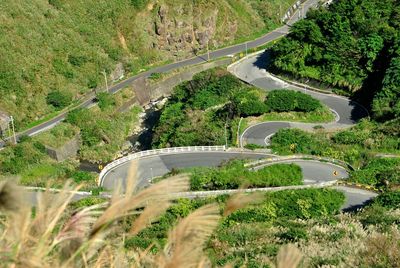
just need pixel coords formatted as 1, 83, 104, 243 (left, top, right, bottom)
9, 116, 16, 144
207, 40, 210, 62
237, 117, 243, 148
224, 121, 228, 148
102, 70, 109, 93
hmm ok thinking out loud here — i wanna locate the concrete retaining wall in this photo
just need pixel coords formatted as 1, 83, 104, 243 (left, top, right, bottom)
45, 134, 80, 162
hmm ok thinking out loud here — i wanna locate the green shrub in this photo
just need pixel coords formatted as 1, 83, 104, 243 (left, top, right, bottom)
269, 128, 328, 155
244, 143, 266, 150
350, 158, 400, 188
71, 171, 94, 183
70, 196, 105, 210
232, 89, 268, 116
228, 188, 345, 223
359, 204, 399, 228
374, 191, 400, 209
130, 0, 149, 9
190, 161, 302, 190
278, 227, 308, 242
46, 90, 72, 110
96, 92, 116, 111
264, 90, 321, 112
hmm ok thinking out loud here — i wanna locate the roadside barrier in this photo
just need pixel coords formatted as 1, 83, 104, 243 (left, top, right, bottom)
98, 146, 226, 186
244, 154, 355, 171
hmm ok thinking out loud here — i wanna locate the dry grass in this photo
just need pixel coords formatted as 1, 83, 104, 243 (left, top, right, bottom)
0, 160, 303, 268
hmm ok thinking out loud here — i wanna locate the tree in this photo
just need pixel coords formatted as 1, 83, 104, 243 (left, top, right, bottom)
46, 90, 72, 110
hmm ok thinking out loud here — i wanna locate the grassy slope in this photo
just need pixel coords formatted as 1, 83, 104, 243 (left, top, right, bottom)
0, 0, 296, 129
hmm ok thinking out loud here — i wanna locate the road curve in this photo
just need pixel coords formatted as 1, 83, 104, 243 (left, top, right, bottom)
20, 0, 377, 212
231, 51, 369, 147
227, 49, 376, 210
101, 152, 273, 190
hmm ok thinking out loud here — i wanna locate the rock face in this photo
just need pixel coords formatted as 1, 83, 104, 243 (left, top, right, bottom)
0, 111, 10, 137
150, 4, 230, 56
110, 63, 124, 82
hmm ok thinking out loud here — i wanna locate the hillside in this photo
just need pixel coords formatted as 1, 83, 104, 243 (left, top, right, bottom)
269, 0, 400, 120
0, 0, 295, 129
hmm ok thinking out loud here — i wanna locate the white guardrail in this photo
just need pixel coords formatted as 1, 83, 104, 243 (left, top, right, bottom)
98, 146, 226, 186
245, 154, 355, 171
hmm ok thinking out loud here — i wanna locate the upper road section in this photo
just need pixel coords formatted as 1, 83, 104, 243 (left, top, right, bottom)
1, 0, 322, 147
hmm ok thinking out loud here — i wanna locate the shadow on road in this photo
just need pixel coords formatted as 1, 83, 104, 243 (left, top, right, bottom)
250, 50, 369, 123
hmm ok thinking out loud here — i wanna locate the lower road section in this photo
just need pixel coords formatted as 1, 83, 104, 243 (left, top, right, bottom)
99, 151, 377, 211
102, 152, 272, 190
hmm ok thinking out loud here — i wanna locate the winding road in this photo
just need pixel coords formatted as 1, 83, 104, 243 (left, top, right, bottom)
23, 0, 378, 211
99, 24, 376, 212
1, 0, 321, 145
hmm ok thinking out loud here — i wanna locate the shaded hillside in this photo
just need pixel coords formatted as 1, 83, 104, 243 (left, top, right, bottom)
269, 0, 400, 120
0, 0, 295, 129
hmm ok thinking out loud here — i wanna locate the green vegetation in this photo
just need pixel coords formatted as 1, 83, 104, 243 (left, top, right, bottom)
66, 92, 141, 162
0, 0, 296, 129
265, 90, 322, 112
152, 68, 330, 148
0, 136, 98, 189
270, 119, 399, 164
34, 123, 79, 148
0, 88, 140, 188
125, 189, 344, 256
269, 128, 329, 155
270, 0, 400, 121
260, 107, 334, 123
227, 188, 345, 223
124, 188, 345, 267
190, 161, 302, 190
46, 90, 73, 110
349, 158, 400, 190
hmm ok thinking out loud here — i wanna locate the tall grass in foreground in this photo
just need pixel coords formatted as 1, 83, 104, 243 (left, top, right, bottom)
0, 160, 302, 267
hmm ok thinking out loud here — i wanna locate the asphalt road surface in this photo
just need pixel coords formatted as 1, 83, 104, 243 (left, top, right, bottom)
233, 51, 369, 146
101, 152, 273, 189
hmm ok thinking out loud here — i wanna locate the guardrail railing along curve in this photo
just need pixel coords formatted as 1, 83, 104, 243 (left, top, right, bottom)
98, 145, 226, 186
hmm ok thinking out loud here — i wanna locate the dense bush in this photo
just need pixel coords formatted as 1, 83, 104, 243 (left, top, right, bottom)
231, 89, 268, 116
0, 141, 46, 174
66, 104, 141, 162
264, 90, 322, 112
71, 171, 95, 184
190, 161, 303, 190
269, 0, 400, 124
374, 191, 400, 209
227, 188, 345, 223
96, 92, 116, 111
350, 158, 400, 188
269, 128, 328, 155
152, 69, 258, 148
46, 90, 72, 110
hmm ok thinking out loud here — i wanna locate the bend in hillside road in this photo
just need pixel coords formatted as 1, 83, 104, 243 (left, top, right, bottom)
97, 151, 376, 211
232, 50, 369, 147
229, 48, 376, 210
0, 0, 321, 148
101, 152, 273, 190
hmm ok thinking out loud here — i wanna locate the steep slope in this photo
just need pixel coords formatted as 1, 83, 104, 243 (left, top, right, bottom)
269, 0, 400, 120
0, 0, 295, 129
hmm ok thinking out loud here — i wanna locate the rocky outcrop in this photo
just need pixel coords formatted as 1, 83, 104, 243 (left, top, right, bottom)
151, 4, 226, 56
